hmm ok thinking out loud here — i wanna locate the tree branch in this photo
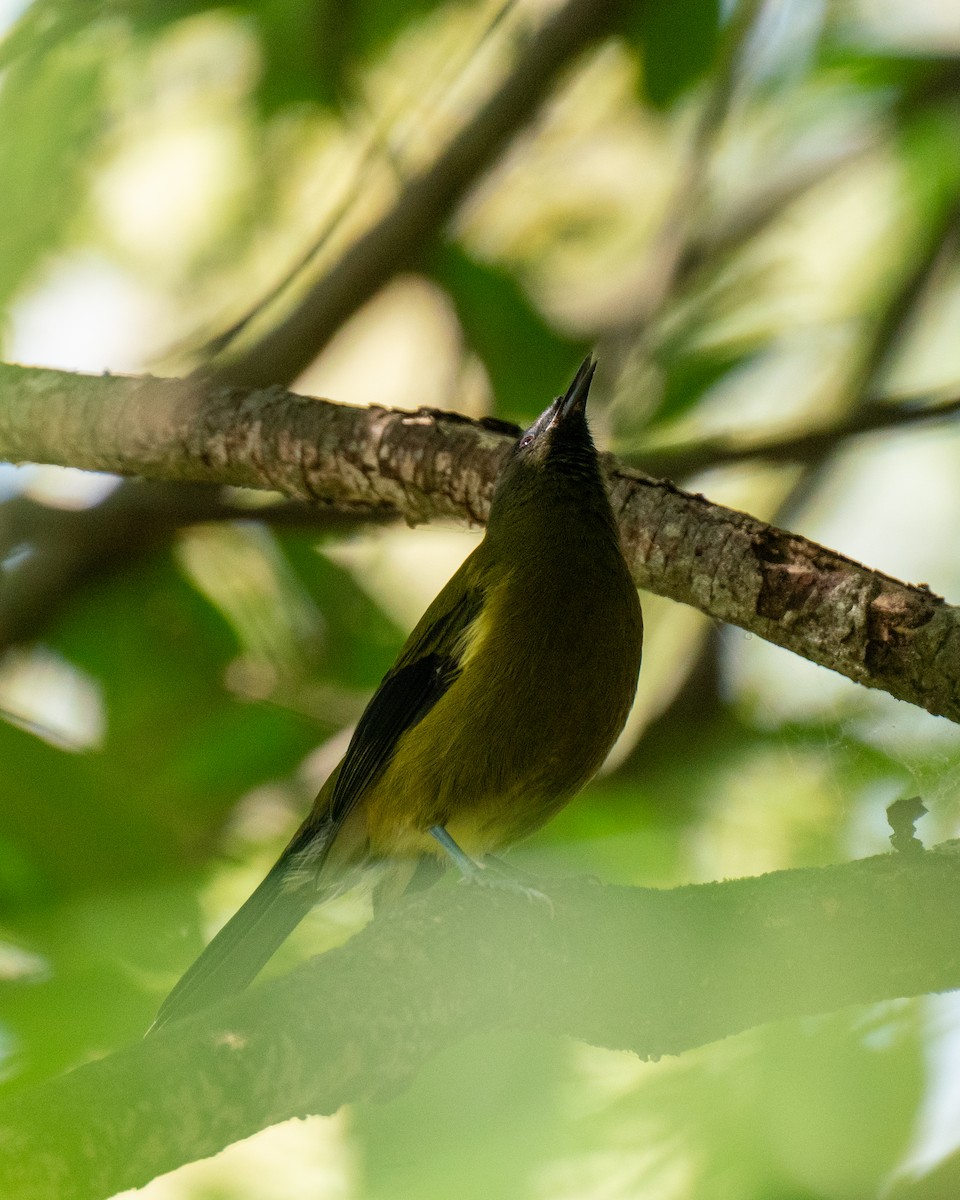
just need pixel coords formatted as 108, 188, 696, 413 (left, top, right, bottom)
0, 361, 956, 721
2, 842, 959, 1200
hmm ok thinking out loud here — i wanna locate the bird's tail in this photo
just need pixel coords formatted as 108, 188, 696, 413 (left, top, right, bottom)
147, 819, 335, 1034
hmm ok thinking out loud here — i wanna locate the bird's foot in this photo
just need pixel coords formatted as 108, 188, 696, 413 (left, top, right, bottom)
463, 860, 554, 912
428, 826, 552, 911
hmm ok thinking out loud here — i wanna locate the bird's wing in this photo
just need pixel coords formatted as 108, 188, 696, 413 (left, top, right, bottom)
148, 577, 486, 1031
326, 581, 485, 828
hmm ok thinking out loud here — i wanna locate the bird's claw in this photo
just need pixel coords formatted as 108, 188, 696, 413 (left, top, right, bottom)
458, 862, 554, 914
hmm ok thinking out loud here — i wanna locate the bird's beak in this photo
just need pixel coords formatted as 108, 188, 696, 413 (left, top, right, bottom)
557, 356, 596, 421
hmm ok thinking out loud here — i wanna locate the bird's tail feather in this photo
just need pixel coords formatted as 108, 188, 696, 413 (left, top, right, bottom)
148, 820, 333, 1033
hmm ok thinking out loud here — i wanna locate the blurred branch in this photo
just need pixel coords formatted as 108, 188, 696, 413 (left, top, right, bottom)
197, 0, 521, 362
206, 0, 627, 390
669, 138, 873, 296
767, 175, 960, 532
632, 162, 960, 525
857, 194, 960, 393
0, 483, 390, 651
609, 54, 960, 393
1, 361, 958, 723
635, 391, 960, 477
3, 841, 960, 1199
616, 0, 763, 332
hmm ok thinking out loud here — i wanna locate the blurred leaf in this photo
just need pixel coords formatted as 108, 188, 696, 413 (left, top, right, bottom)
0, 881, 194, 1087
647, 342, 759, 429
247, 0, 449, 113
430, 242, 589, 423
594, 1006, 925, 1199
758, 1007, 925, 1196
524, 707, 913, 890
0, 38, 106, 312
819, 48, 937, 90
346, 0, 447, 63
622, 0, 722, 109
815, 39, 960, 109
1, 0, 450, 118
279, 530, 405, 688
176, 523, 328, 690
127, 0, 239, 32
514, 772, 687, 889
0, 548, 317, 904
0, 0, 224, 72
140, 0, 449, 113
894, 103, 960, 227
241, 0, 346, 112
0, 528, 408, 1084
355, 1031, 568, 1200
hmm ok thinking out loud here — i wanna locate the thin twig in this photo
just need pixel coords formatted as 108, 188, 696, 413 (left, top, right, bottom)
634, 392, 960, 478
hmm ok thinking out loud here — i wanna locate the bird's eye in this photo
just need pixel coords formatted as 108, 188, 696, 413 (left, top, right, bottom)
518, 434, 534, 450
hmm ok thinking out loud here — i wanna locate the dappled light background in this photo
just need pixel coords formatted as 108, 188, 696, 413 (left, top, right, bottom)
3, 0, 960, 1197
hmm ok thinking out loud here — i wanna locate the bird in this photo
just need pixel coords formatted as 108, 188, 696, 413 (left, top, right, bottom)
149, 356, 643, 1032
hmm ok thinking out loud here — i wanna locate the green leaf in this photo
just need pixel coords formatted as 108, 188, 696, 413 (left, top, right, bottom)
241, 0, 450, 114
818, 48, 937, 89
279, 530, 405, 687
623, 0, 722, 109
0, 39, 106, 312
1, 0, 452, 122
242, 0, 344, 113
0, 546, 322, 904
430, 242, 589, 424
757, 1009, 924, 1196
0, 881, 195, 1087
648, 343, 757, 429
894, 104, 960, 231
0, 524, 413, 1083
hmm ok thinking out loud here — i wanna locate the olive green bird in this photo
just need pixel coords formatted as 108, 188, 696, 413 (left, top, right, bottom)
149, 357, 643, 1032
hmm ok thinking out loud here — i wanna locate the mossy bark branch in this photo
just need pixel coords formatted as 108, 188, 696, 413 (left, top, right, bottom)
609, 469, 958, 721
1, 844, 959, 1200
0, 361, 957, 721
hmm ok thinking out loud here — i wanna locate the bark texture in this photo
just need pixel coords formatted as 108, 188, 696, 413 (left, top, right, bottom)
0, 362, 957, 722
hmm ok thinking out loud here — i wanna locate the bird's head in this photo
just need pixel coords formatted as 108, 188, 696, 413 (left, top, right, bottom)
508, 355, 597, 473
486, 357, 612, 538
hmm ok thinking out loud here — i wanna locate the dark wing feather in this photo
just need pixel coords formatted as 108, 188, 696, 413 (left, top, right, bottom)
326, 585, 484, 827
148, 583, 486, 1030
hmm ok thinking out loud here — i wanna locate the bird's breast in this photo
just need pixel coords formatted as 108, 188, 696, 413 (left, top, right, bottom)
363, 548, 642, 860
